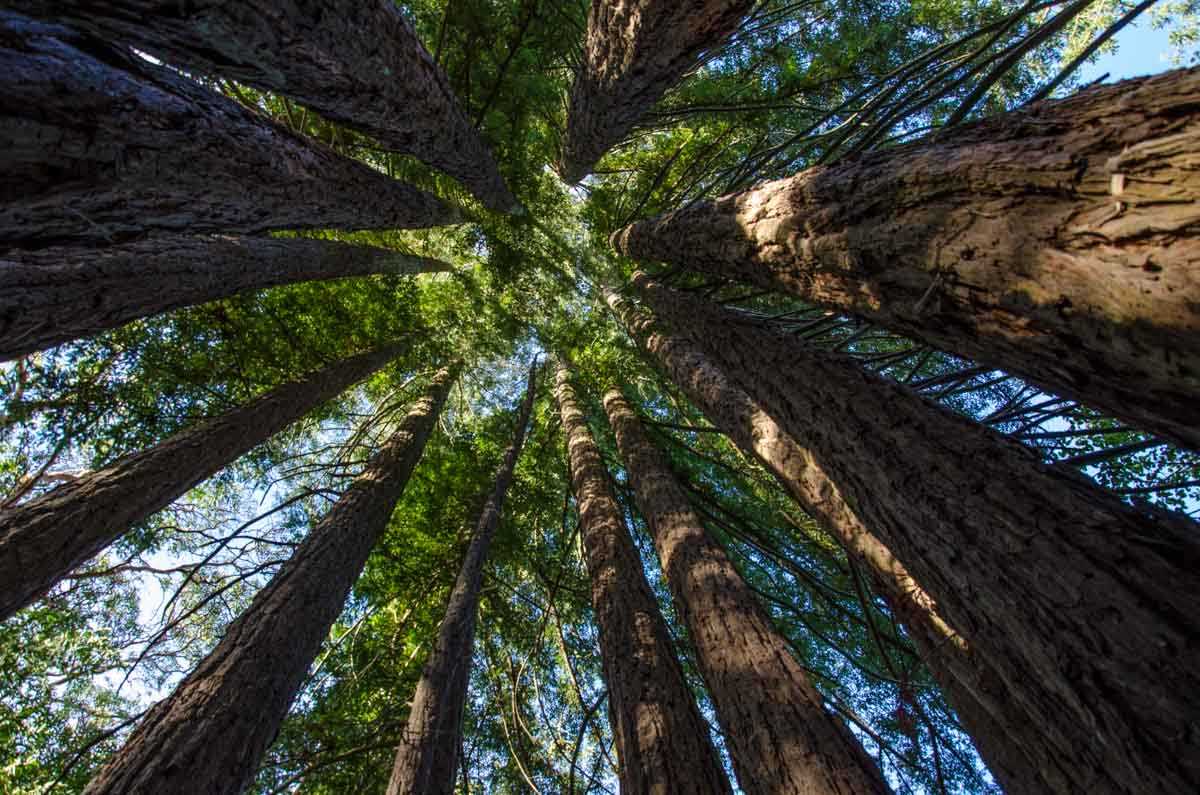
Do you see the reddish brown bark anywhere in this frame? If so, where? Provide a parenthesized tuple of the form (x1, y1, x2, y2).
(0, 14, 458, 249)
(554, 359, 731, 795)
(0, 344, 406, 622)
(613, 68, 1200, 451)
(83, 367, 457, 795)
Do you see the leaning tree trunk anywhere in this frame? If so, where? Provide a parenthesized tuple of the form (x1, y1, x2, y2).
(613, 68, 1200, 451)
(603, 386, 892, 795)
(0, 235, 449, 361)
(388, 361, 539, 795)
(0, 344, 408, 622)
(554, 360, 731, 795)
(0, 13, 458, 249)
(605, 286, 1061, 794)
(83, 366, 457, 795)
(13, 1, 516, 212)
(558, 0, 754, 183)
(635, 273, 1200, 794)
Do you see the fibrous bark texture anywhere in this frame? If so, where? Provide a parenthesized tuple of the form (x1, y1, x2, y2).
(13, 1, 516, 211)
(559, 0, 754, 183)
(83, 367, 456, 795)
(635, 273, 1200, 794)
(603, 387, 891, 795)
(613, 68, 1200, 451)
(388, 361, 539, 795)
(0, 13, 458, 248)
(0, 235, 449, 361)
(0, 345, 406, 622)
(554, 360, 731, 795)
(605, 286, 1060, 794)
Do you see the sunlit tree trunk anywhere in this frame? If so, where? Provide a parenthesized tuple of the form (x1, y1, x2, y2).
(83, 366, 457, 795)
(0, 344, 408, 622)
(603, 386, 892, 794)
(12, 1, 516, 211)
(558, 0, 754, 183)
(613, 68, 1200, 451)
(554, 359, 731, 795)
(0, 14, 458, 249)
(0, 235, 450, 361)
(633, 273, 1200, 794)
(388, 362, 539, 795)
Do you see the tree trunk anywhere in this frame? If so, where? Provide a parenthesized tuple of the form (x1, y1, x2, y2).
(613, 68, 1200, 451)
(12, 1, 516, 212)
(634, 273, 1200, 794)
(559, 0, 754, 183)
(388, 361, 539, 795)
(0, 344, 407, 622)
(554, 359, 731, 795)
(82, 366, 456, 795)
(0, 14, 459, 249)
(603, 386, 892, 794)
(605, 286, 1062, 794)
(0, 235, 449, 361)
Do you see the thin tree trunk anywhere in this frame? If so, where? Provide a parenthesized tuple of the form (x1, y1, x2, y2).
(603, 386, 892, 794)
(554, 359, 731, 795)
(613, 68, 1200, 451)
(0, 14, 458, 249)
(0, 235, 450, 361)
(12, 1, 516, 211)
(634, 273, 1200, 794)
(388, 361, 539, 795)
(605, 286, 1061, 794)
(559, 0, 754, 182)
(0, 344, 408, 622)
(83, 366, 457, 795)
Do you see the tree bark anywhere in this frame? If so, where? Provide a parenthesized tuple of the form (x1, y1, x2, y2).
(634, 273, 1200, 794)
(613, 68, 1200, 451)
(83, 366, 456, 795)
(0, 344, 407, 622)
(559, 0, 754, 183)
(604, 286, 1062, 794)
(0, 235, 450, 361)
(0, 13, 459, 249)
(388, 361, 539, 795)
(12, 1, 516, 212)
(603, 386, 892, 794)
(554, 359, 731, 795)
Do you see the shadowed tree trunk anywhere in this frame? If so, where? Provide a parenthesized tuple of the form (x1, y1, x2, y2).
(388, 361, 539, 795)
(558, 0, 754, 183)
(634, 273, 1200, 794)
(554, 359, 731, 795)
(83, 366, 457, 795)
(12, 1, 516, 211)
(603, 386, 892, 794)
(605, 285, 1061, 794)
(613, 68, 1200, 451)
(0, 344, 409, 622)
(0, 13, 459, 249)
(0, 235, 450, 361)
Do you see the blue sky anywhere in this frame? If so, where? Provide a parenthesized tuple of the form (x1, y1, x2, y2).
(1077, 14, 1178, 82)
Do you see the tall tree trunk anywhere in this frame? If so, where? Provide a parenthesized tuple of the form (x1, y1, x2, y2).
(603, 386, 892, 794)
(554, 359, 731, 795)
(388, 361, 539, 795)
(0, 344, 407, 622)
(0, 14, 458, 249)
(83, 366, 457, 795)
(634, 273, 1200, 794)
(605, 286, 1062, 794)
(559, 0, 754, 183)
(0, 235, 449, 361)
(613, 68, 1200, 451)
(13, 1, 516, 212)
